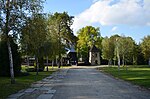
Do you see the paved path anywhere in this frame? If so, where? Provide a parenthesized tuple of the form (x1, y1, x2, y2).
(52, 67, 150, 99)
(8, 67, 150, 99)
(7, 69, 68, 99)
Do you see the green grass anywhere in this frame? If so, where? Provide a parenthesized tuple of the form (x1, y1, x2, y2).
(99, 65, 150, 89)
(0, 66, 57, 99)
(22, 65, 71, 71)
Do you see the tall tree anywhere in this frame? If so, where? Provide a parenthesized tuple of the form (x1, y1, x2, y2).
(21, 13, 47, 74)
(132, 43, 138, 65)
(114, 36, 135, 70)
(101, 37, 114, 65)
(0, 0, 45, 83)
(120, 37, 135, 65)
(77, 26, 101, 61)
(43, 27, 60, 70)
(136, 44, 147, 65)
(115, 37, 121, 71)
(140, 35, 150, 66)
(47, 12, 75, 68)
(110, 35, 120, 65)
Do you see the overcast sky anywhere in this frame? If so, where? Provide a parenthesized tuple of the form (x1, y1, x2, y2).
(44, 0, 150, 43)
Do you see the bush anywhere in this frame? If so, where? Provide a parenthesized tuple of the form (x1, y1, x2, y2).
(0, 38, 21, 76)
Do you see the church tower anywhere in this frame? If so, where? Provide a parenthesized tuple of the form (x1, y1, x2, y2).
(89, 45, 100, 65)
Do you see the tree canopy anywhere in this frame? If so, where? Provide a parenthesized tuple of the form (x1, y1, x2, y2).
(47, 12, 76, 67)
(102, 37, 114, 65)
(77, 26, 102, 61)
(0, 0, 45, 83)
(140, 35, 150, 65)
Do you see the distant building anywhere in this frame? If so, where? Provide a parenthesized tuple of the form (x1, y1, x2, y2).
(89, 45, 100, 65)
(67, 45, 78, 65)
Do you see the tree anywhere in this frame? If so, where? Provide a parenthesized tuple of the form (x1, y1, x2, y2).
(115, 37, 121, 71)
(132, 43, 138, 65)
(47, 12, 75, 68)
(110, 35, 120, 66)
(101, 37, 114, 65)
(0, 0, 45, 84)
(113, 35, 135, 71)
(118, 36, 134, 66)
(0, 36, 21, 76)
(140, 35, 150, 66)
(21, 13, 47, 74)
(42, 30, 59, 71)
(77, 26, 101, 62)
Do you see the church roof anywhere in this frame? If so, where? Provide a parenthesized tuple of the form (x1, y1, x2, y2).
(67, 46, 76, 54)
(89, 45, 99, 52)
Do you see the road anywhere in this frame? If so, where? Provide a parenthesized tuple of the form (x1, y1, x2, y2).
(52, 67, 150, 99)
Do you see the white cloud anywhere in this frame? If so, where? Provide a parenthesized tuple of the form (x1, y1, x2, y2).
(92, 0, 99, 3)
(72, 0, 150, 32)
(111, 26, 118, 32)
(147, 22, 150, 26)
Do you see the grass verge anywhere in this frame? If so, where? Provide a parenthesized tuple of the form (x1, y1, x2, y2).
(99, 65, 150, 89)
(0, 66, 57, 99)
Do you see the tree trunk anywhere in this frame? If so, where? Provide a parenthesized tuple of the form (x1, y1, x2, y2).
(116, 41, 120, 72)
(110, 59, 112, 65)
(132, 56, 134, 65)
(7, 40, 15, 84)
(27, 56, 29, 69)
(61, 57, 63, 67)
(122, 55, 125, 66)
(46, 56, 48, 71)
(108, 59, 112, 66)
(6, 0, 15, 84)
(58, 54, 61, 68)
(149, 58, 150, 66)
(133, 56, 137, 65)
(125, 61, 127, 71)
(36, 57, 39, 76)
(114, 60, 116, 66)
(52, 59, 54, 70)
(118, 57, 120, 71)
(56, 57, 57, 65)
(58, 24, 61, 68)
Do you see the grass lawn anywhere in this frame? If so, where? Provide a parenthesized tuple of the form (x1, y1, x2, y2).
(99, 65, 150, 89)
(0, 66, 58, 99)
